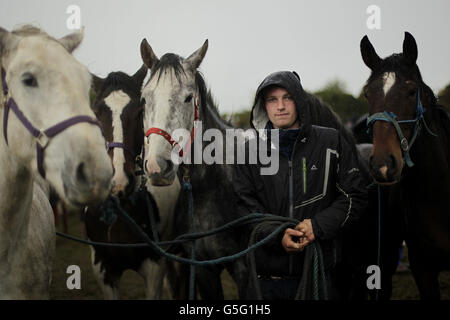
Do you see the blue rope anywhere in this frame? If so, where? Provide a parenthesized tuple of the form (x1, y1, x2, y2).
(182, 181, 196, 300)
(57, 212, 282, 248)
(376, 184, 381, 301)
(60, 194, 328, 299)
(82, 195, 293, 266)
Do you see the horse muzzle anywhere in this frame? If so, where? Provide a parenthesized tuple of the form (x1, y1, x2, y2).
(145, 156, 176, 186)
(369, 153, 402, 185)
(62, 160, 113, 207)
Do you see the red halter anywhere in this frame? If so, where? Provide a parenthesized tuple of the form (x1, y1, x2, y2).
(145, 94, 199, 157)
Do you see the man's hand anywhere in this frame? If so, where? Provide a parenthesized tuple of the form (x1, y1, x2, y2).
(295, 219, 315, 250)
(281, 219, 316, 253)
(281, 228, 304, 253)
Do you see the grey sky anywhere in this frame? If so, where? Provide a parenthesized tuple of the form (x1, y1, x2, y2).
(1, 0, 449, 114)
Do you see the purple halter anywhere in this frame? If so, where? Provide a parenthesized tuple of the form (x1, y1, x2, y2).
(106, 142, 135, 157)
(2, 68, 101, 178)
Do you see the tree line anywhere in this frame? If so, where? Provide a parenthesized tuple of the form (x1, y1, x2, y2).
(225, 80, 450, 129)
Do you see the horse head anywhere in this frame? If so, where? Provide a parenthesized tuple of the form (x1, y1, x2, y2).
(91, 65, 147, 198)
(0, 26, 112, 206)
(360, 32, 434, 185)
(140, 38, 208, 186)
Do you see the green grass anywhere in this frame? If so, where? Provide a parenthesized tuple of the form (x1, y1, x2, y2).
(50, 212, 450, 300)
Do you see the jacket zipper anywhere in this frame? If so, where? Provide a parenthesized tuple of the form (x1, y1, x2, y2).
(288, 159, 294, 275)
(288, 160, 294, 219)
(302, 157, 307, 195)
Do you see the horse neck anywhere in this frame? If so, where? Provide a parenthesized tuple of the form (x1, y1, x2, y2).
(199, 96, 229, 133)
(0, 104, 34, 260)
(187, 90, 234, 186)
(404, 106, 449, 188)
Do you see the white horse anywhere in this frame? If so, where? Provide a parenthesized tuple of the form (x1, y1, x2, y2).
(0, 26, 112, 299)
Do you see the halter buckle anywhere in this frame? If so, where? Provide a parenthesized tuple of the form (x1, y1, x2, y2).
(36, 131, 50, 148)
(400, 137, 409, 151)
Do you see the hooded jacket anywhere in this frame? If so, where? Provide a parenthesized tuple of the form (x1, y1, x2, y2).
(233, 71, 367, 277)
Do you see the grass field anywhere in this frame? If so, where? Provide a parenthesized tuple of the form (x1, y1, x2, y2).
(50, 211, 450, 300)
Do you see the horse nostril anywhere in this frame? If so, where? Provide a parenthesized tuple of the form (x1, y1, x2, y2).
(76, 162, 88, 184)
(388, 153, 397, 171)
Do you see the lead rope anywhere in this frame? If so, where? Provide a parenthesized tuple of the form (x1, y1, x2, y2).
(181, 166, 196, 300)
(248, 220, 328, 300)
(376, 184, 382, 301)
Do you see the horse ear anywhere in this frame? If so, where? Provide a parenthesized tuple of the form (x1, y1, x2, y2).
(90, 73, 105, 94)
(185, 39, 208, 70)
(0, 27, 19, 57)
(360, 35, 382, 70)
(132, 64, 148, 87)
(402, 32, 418, 67)
(0, 27, 9, 56)
(140, 39, 159, 69)
(58, 27, 84, 53)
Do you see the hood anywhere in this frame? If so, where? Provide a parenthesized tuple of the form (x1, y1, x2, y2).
(250, 71, 309, 130)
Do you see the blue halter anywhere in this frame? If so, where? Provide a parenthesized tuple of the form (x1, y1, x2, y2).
(366, 90, 437, 167)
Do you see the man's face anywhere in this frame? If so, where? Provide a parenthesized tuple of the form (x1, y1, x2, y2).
(264, 86, 299, 129)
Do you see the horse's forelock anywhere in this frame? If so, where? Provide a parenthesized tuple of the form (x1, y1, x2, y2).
(367, 53, 437, 108)
(368, 54, 422, 84)
(11, 25, 50, 38)
(149, 53, 186, 86)
(104, 72, 141, 97)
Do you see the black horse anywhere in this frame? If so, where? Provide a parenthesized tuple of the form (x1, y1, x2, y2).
(84, 66, 170, 299)
(360, 32, 450, 299)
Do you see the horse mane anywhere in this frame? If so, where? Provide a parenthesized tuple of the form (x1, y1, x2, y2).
(368, 53, 437, 108)
(105, 72, 141, 96)
(11, 25, 58, 44)
(149, 53, 186, 85)
(195, 71, 233, 131)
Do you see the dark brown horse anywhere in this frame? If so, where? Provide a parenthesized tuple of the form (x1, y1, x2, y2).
(360, 32, 450, 299)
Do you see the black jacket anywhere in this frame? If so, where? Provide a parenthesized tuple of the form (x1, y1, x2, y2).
(233, 71, 367, 277)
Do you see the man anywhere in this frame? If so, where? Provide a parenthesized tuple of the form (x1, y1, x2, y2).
(233, 71, 367, 300)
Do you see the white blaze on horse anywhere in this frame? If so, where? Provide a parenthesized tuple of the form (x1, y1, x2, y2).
(0, 26, 112, 299)
(86, 67, 180, 300)
(139, 39, 252, 299)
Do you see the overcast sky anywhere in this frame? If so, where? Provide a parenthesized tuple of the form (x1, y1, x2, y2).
(1, 0, 449, 114)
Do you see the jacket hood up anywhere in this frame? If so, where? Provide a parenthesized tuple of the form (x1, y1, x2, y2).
(250, 71, 310, 130)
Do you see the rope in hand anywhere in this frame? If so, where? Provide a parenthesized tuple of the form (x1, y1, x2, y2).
(57, 198, 295, 266)
(247, 219, 329, 300)
(57, 191, 328, 300)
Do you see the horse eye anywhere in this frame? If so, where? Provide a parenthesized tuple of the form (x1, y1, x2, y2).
(22, 72, 38, 87)
(184, 94, 193, 103)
